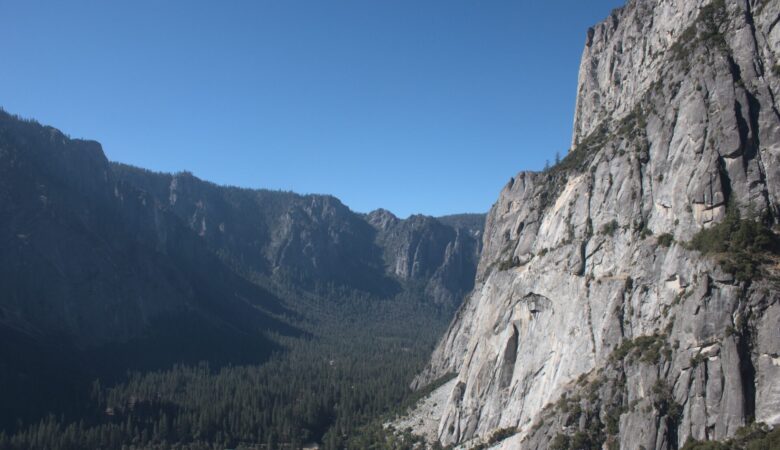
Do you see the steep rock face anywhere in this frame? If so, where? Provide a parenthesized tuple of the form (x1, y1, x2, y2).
(367, 209, 483, 306)
(0, 112, 302, 427)
(412, 0, 780, 448)
(113, 166, 386, 292)
(0, 113, 290, 349)
(573, 0, 709, 145)
(0, 111, 483, 430)
(115, 166, 484, 307)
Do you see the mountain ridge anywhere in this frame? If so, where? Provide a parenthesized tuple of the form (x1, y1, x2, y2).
(112, 161, 484, 308)
(0, 107, 484, 439)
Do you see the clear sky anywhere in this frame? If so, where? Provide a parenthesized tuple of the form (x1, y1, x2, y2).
(0, 0, 626, 218)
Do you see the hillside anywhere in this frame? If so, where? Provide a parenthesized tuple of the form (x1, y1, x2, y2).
(0, 109, 483, 448)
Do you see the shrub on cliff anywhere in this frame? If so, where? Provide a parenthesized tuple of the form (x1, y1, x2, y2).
(688, 205, 779, 281)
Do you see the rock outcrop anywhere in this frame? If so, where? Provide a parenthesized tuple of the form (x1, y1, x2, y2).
(367, 209, 483, 307)
(410, 0, 780, 448)
(114, 165, 484, 309)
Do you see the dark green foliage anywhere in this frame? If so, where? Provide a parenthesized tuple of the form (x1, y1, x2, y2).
(695, 0, 728, 47)
(524, 366, 631, 450)
(688, 206, 779, 282)
(681, 422, 780, 450)
(469, 427, 519, 450)
(550, 433, 571, 450)
(0, 289, 452, 450)
(652, 379, 682, 423)
(605, 405, 622, 435)
(487, 427, 518, 444)
(542, 387, 614, 449)
(498, 257, 521, 271)
(552, 123, 609, 174)
(682, 440, 730, 450)
(616, 106, 648, 139)
(610, 334, 671, 365)
(539, 90, 648, 181)
(600, 220, 619, 237)
(570, 431, 599, 449)
(669, 0, 728, 63)
(610, 339, 636, 363)
(688, 207, 776, 254)
(546, 423, 604, 450)
(606, 436, 621, 450)
(690, 353, 707, 369)
(339, 422, 427, 450)
(657, 233, 675, 247)
(639, 224, 653, 239)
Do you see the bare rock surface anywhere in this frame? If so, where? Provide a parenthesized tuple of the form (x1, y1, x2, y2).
(388, 378, 459, 445)
(410, 0, 780, 448)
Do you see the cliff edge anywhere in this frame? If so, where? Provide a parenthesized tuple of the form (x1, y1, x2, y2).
(407, 0, 780, 448)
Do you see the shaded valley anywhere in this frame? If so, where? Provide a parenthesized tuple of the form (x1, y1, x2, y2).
(0, 109, 483, 449)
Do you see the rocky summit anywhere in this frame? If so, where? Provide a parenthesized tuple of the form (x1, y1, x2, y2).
(404, 0, 780, 448)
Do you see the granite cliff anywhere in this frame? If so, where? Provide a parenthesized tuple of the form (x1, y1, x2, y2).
(407, 0, 780, 448)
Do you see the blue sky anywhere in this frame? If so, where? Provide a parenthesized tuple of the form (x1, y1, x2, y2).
(0, 0, 625, 217)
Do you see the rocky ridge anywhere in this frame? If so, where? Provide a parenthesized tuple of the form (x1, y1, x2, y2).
(0, 113, 291, 350)
(408, 0, 780, 448)
(114, 165, 484, 308)
(0, 110, 483, 351)
(0, 109, 483, 430)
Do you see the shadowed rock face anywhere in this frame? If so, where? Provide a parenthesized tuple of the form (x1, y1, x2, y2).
(0, 113, 292, 351)
(367, 209, 483, 307)
(113, 166, 484, 309)
(0, 112, 302, 427)
(0, 109, 484, 429)
(113, 165, 394, 295)
(0, 110, 484, 351)
(411, 0, 780, 448)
